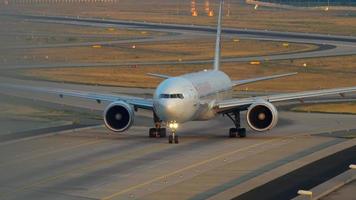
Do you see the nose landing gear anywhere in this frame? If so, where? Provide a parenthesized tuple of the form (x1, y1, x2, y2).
(226, 111, 246, 138)
(168, 132, 179, 144)
(168, 122, 179, 144)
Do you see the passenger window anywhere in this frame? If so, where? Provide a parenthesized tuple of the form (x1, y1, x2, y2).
(159, 94, 184, 99)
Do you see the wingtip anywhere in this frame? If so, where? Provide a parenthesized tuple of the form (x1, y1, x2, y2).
(286, 72, 298, 76)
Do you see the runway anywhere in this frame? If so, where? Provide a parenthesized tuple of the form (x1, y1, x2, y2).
(0, 75, 355, 200)
(0, 13, 355, 200)
(0, 106, 355, 200)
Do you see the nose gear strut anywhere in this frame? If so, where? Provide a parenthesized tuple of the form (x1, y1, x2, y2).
(168, 121, 179, 144)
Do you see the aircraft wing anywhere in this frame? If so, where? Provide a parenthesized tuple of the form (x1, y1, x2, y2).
(0, 84, 153, 110)
(231, 72, 297, 87)
(216, 86, 356, 113)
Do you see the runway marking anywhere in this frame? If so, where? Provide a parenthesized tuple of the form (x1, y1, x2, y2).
(0, 139, 103, 168)
(100, 137, 285, 200)
(190, 138, 345, 200)
(2, 141, 173, 200)
(0, 125, 103, 147)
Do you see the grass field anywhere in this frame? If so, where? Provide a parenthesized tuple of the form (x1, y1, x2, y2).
(20, 55, 356, 92)
(292, 102, 356, 115)
(12, 39, 315, 64)
(0, 16, 164, 47)
(3, 0, 356, 35)
(0, 102, 68, 121)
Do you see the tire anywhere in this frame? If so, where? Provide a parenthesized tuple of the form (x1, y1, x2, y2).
(238, 128, 246, 138)
(168, 135, 173, 144)
(149, 128, 156, 138)
(229, 128, 237, 138)
(174, 135, 179, 144)
(159, 128, 167, 138)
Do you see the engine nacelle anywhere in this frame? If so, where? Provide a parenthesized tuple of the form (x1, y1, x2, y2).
(103, 101, 134, 132)
(246, 100, 278, 132)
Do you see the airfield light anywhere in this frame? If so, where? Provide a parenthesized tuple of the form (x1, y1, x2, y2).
(297, 190, 312, 200)
(254, 4, 258, 10)
(350, 164, 356, 169)
(204, 0, 210, 13)
(132, 45, 136, 49)
(250, 61, 261, 65)
(326, 0, 330, 11)
(191, 0, 197, 16)
(283, 43, 289, 47)
(303, 63, 307, 67)
(208, 10, 214, 17)
(233, 38, 240, 42)
(92, 45, 102, 49)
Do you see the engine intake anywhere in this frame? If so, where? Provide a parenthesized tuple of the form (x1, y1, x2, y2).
(104, 101, 134, 132)
(246, 101, 278, 132)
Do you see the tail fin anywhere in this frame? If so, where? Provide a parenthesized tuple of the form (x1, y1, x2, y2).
(213, 0, 224, 71)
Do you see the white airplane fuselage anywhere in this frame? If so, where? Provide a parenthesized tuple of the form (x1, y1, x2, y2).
(153, 70, 232, 123)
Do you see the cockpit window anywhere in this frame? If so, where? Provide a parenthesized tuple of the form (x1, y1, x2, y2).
(159, 94, 170, 98)
(159, 93, 184, 99)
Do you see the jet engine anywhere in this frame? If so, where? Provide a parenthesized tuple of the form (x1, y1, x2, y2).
(246, 100, 278, 132)
(104, 101, 134, 132)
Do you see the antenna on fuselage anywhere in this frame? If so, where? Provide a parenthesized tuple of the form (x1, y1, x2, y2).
(213, 0, 224, 71)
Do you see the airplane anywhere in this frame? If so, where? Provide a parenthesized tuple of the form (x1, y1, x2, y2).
(3, 0, 356, 144)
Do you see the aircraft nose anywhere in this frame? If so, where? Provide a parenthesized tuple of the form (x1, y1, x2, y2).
(158, 100, 177, 120)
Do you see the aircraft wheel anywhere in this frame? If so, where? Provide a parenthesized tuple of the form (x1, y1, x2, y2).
(168, 135, 173, 144)
(174, 135, 179, 144)
(149, 128, 157, 138)
(159, 128, 167, 138)
(238, 128, 246, 138)
(229, 128, 237, 138)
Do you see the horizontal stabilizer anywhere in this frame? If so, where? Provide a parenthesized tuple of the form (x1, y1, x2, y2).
(147, 73, 171, 79)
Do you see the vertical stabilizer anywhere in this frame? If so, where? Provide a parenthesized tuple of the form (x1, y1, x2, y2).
(213, 0, 224, 71)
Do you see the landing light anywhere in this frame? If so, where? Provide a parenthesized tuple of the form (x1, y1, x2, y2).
(169, 122, 179, 129)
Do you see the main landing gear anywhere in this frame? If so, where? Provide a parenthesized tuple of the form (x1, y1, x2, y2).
(226, 111, 246, 138)
(149, 113, 166, 138)
(149, 127, 166, 138)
